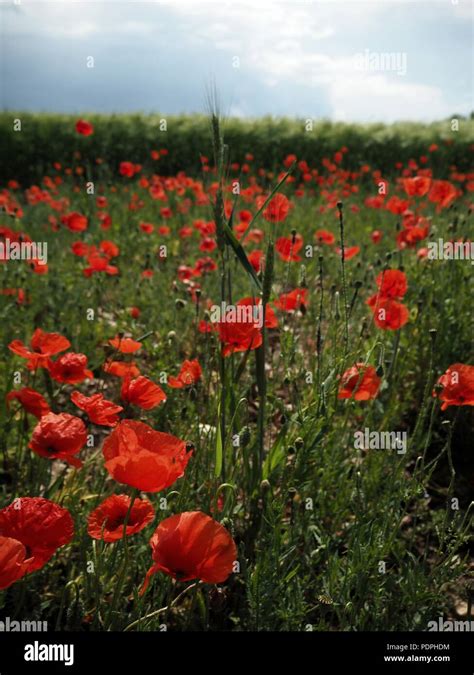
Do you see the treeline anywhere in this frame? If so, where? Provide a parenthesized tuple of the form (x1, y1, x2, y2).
(1, 112, 473, 184)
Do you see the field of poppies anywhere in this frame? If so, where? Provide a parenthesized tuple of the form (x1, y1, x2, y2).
(0, 113, 473, 633)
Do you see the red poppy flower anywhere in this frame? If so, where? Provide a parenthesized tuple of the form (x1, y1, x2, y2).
(102, 420, 191, 492)
(194, 257, 217, 276)
(141, 511, 237, 594)
(248, 249, 264, 273)
(75, 119, 94, 136)
(48, 352, 93, 384)
(315, 229, 335, 245)
(0, 536, 31, 590)
(119, 161, 136, 178)
(428, 180, 457, 210)
(403, 176, 431, 197)
(218, 317, 262, 357)
(83, 253, 119, 277)
(433, 363, 474, 411)
(371, 230, 382, 244)
(9, 329, 70, 370)
(338, 363, 381, 401)
(237, 297, 278, 328)
(336, 246, 360, 260)
(385, 196, 409, 215)
(121, 375, 166, 410)
(273, 288, 308, 312)
(6, 387, 50, 419)
(199, 237, 217, 252)
(100, 240, 119, 258)
(367, 296, 410, 330)
(167, 360, 202, 389)
(276, 234, 303, 262)
(140, 222, 154, 234)
(71, 391, 123, 427)
(259, 193, 291, 223)
(198, 320, 213, 334)
(0, 497, 74, 574)
(375, 269, 408, 299)
(71, 241, 90, 257)
(87, 494, 154, 542)
(63, 212, 88, 232)
(29, 412, 87, 468)
(103, 360, 140, 378)
(109, 335, 142, 354)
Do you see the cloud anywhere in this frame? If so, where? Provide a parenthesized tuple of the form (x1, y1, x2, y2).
(3, 0, 472, 121)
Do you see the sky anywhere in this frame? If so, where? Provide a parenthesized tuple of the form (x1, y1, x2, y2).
(1, 0, 473, 122)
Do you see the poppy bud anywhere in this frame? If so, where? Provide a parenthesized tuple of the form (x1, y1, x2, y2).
(208, 587, 227, 612)
(189, 387, 197, 401)
(239, 426, 251, 448)
(334, 291, 341, 320)
(429, 328, 437, 342)
(260, 479, 271, 492)
(376, 365, 384, 377)
(299, 265, 307, 288)
(175, 299, 186, 309)
(167, 331, 176, 341)
(287, 445, 296, 456)
(295, 437, 304, 450)
(336, 201, 343, 210)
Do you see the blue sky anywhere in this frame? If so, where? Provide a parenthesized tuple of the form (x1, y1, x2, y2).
(2, 0, 473, 122)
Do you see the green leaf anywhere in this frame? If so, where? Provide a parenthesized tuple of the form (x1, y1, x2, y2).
(215, 401, 223, 477)
(223, 222, 262, 290)
(262, 433, 286, 478)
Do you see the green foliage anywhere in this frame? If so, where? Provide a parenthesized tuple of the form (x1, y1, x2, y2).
(1, 112, 473, 184)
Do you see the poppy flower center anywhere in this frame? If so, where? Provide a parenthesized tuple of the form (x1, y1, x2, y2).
(105, 513, 138, 531)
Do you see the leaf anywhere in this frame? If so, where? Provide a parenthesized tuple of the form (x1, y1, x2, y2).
(215, 401, 223, 477)
(223, 222, 262, 290)
(262, 434, 286, 479)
